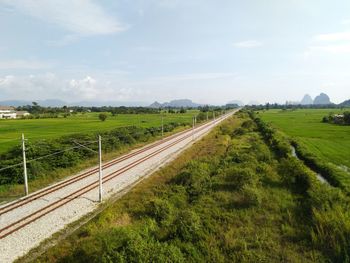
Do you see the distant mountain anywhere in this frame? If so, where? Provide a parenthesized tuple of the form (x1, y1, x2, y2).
(0, 100, 149, 107)
(313, 93, 332, 105)
(149, 99, 201, 108)
(227, 100, 244, 106)
(301, 94, 313, 105)
(0, 100, 35, 107)
(0, 99, 66, 107)
(339, 99, 350, 107)
(149, 101, 163, 108)
(70, 101, 149, 107)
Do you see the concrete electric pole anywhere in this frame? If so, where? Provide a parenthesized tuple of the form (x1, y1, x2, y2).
(192, 116, 195, 140)
(21, 134, 28, 196)
(161, 115, 164, 139)
(98, 135, 103, 202)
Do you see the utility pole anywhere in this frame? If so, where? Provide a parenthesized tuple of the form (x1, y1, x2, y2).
(98, 135, 103, 202)
(206, 111, 209, 121)
(21, 134, 28, 196)
(213, 111, 216, 121)
(194, 115, 197, 126)
(192, 116, 195, 140)
(161, 115, 164, 139)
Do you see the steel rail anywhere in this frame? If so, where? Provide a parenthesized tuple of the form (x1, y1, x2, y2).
(0, 115, 226, 239)
(0, 120, 212, 216)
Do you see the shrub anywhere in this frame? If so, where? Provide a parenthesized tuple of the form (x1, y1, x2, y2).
(239, 185, 263, 207)
(232, 127, 246, 136)
(278, 158, 312, 193)
(224, 167, 260, 191)
(98, 113, 108, 121)
(173, 161, 212, 201)
(146, 198, 175, 227)
(311, 205, 350, 262)
(241, 119, 256, 131)
(172, 210, 203, 242)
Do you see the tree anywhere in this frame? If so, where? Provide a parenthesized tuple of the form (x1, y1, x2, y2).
(99, 113, 108, 122)
(344, 111, 350, 125)
(111, 109, 118, 116)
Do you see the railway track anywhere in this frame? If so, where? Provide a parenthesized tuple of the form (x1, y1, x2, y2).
(0, 113, 231, 240)
(0, 122, 196, 217)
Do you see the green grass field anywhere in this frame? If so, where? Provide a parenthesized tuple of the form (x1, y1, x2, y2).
(0, 111, 199, 153)
(260, 108, 350, 168)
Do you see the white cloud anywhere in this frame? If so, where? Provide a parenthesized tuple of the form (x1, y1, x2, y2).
(308, 44, 350, 54)
(0, 59, 54, 70)
(0, 74, 143, 102)
(233, 40, 263, 48)
(307, 31, 350, 55)
(0, 0, 126, 36)
(341, 19, 350, 25)
(313, 32, 350, 42)
(67, 76, 98, 100)
(147, 72, 237, 82)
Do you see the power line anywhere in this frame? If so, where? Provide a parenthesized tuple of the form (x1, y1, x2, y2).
(0, 140, 97, 173)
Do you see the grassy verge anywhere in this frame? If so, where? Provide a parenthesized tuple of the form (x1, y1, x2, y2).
(25, 111, 350, 262)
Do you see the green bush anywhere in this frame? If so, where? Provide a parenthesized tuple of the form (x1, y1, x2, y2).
(310, 205, 350, 262)
(173, 161, 212, 201)
(146, 198, 175, 227)
(239, 185, 263, 207)
(278, 158, 313, 193)
(172, 210, 203, 242)
(224, 167, 259, 191)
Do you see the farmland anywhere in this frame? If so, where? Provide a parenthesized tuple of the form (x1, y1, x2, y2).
(260, 108, 350, 168)
(0, 111, 199, 154)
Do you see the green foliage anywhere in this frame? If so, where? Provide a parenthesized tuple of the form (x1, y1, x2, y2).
(239, 185, 263, 207)
(173, 161, 212, 201)
(277, 157, 313, 193)
(98, 113, 108, 122)
(322, 111, 350, 125)
(172, 209, 203, 242)
(252, 115, 291, 158)
(223, 167, 259, 191)
(146, 198, 174, 227)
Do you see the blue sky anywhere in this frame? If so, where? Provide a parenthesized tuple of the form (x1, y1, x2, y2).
(1, 0, 350, 105)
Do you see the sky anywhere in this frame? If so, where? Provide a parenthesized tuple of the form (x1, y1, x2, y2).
(1, 0, 350, 105)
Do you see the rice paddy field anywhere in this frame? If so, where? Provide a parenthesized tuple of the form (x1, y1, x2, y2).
(0, 111, 199, 154)
(260, 108, 350, 168)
